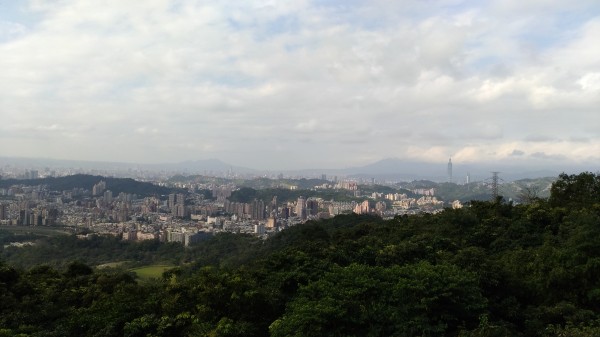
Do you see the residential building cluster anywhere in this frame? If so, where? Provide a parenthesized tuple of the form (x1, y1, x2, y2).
(0, 174, 461, 246)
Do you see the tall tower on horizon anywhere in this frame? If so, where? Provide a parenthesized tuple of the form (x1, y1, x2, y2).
(491, 172, 500, 199)
(447, 158, 453, 183)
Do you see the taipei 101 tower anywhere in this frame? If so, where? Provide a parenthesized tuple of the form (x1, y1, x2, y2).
(447, 158, 453, 183)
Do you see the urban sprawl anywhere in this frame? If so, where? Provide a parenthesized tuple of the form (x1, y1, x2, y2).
(0, 167, 463, 247)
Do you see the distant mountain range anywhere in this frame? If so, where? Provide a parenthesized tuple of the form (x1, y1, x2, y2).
(0, 157, 257, 175)
(341, 158, 568, 182)
(144, 159, 258, 174)
(1, 156, 596, 182)
(282, 158, 585, 182)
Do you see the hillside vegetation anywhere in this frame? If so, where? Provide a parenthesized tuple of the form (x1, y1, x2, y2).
(1, 172, 600, 336)
(0, 174, 180, 197)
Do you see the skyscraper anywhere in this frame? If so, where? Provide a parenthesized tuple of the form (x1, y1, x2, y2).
(251, 199, 265, 220)
(93, 180, 106, 196)
(447, 158, 453, 183)
(0, 203, 7, 220)
(104, 190, 113, 204)
(296, 196, 306, 220)
(168, 194, 176, 209)
(306, 199, 319, 216)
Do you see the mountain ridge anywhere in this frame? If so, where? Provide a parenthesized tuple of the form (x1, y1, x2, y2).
(1, 156, 594, 182)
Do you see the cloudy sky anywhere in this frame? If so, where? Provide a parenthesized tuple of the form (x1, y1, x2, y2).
(1, 0, 599, 170)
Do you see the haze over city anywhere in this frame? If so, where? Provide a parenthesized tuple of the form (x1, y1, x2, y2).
(1, 0, 599, 171)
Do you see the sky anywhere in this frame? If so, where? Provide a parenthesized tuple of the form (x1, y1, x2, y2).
(0, 0, 599, 170)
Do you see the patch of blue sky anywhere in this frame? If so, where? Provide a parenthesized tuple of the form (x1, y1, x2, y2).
(517, 31, 565, 51)
(0, 1, 25, 21)
(513, 12, 597, 51)
(439, 0, 480, 12)
(0, 2, 32, 42)
(227, 17, 249, 31)
(466, 54, 509, 72)
(304, 0, 379, 30)
(247, 14, 301, 42)
(0, 1, 43, 30)
(264, 15, 300, 35)
(0, 23, 24, 43)
(547, 11, 600, 38)
(167, 0, 185, 14)
(461, 37, 517, 72)
(228, 13, 302, 42)
(309, 0, 363, 9)
(304, 4, 434, 33)
(311, 0, 481, 24)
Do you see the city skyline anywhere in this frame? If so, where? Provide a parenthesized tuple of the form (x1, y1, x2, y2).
(1, 1, 600, 170)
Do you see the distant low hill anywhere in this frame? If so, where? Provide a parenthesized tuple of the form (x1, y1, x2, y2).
(344, 158, 568, 182)
(149, 158, 257, 174)
(0, 156, 256, 175)
(280, 157, 574, 182)
(412, 176, 556, 203)
(0, 174, 180, 197)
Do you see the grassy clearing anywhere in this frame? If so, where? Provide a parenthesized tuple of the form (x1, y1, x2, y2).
(96, 261, 130, 269)
(129, 264, 175, 280)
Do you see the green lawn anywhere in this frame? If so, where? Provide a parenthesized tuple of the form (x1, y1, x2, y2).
(129, 264, 175, 280)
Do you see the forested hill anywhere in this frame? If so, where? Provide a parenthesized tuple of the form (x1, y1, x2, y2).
(0, 174, 179, 196)
(1, 172, 600, 336)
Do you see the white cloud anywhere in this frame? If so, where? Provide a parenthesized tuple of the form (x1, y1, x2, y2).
(578, 73, 600, 92)
(0, 0, 598, 169)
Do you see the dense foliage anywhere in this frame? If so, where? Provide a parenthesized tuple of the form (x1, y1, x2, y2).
(1, 235, 186, 269)
(0, 174, 182, 197)
(1, 172, 600, 336)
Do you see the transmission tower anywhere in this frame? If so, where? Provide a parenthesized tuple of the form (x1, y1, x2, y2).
(491, 172, 500, 199)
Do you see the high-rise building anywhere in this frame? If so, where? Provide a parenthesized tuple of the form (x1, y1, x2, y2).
(169, 193, 186, 217)
(251, 199, 265, 220)
(177, 193, 185, 206)
(353, 200, 371, 214)
(93, 180, 106, 196)
(447, 158, 453, 183)
(104, 190, 113, 204)
(0, 203, 7, 220)
(269, 196, 278, 217)
(281, 207, 290, 219)
(266, 217, 277, 229)
(168, 194, 176, 209)
(27, 170, 38, 180)
(175, 203, 186, 218)
(254, 224, 265, 235)
(306, 199, 319, 216)
(19, 210, 31, 225)
(296, 196, 306, 220)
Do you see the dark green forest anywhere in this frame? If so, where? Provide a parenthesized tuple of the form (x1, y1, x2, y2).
(0, 174, 182, 197)
(1, 172, 600, 336)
